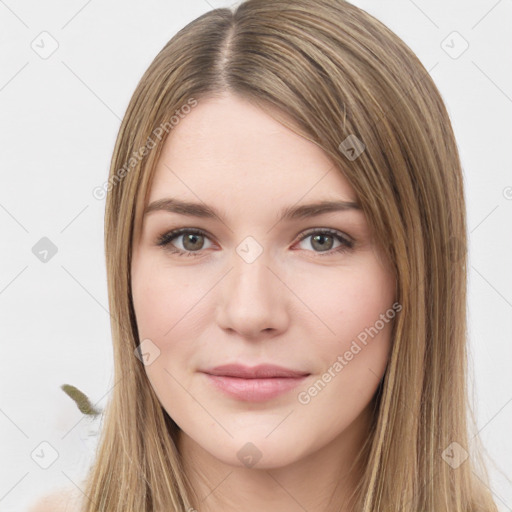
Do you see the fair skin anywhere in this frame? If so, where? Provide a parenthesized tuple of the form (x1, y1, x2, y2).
(28, 486, 82, 512)
(130, 93, 397, 511)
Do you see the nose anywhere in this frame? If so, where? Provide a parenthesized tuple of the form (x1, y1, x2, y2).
(215, 250, 290, 340)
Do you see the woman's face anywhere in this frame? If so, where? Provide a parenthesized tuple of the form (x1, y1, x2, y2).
(131, 93, 397, 469)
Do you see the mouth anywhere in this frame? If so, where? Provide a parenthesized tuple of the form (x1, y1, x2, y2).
(200, 364, 311, 402)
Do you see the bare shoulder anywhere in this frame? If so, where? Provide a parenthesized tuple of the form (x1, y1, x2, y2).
(27, 487, 83, 512)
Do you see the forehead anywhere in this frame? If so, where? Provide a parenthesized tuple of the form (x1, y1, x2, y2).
(147, 94, 357, 213)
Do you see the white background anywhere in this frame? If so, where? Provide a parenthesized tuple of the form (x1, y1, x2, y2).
(0, 0, 510, 510)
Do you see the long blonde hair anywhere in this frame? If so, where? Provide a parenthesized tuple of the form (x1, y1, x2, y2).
(81, 0, 499, 510)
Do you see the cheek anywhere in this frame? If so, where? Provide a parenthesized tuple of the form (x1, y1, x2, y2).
(131, 255, 211, 385)
(131, 255, 196, 338)
(131, 257, 202, 421)
(295, 256, 395, 344)
(296, 265, 395, 425)
(296, 253, 395, 399)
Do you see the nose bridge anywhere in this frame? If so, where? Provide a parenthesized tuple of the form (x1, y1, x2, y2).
(233, 250, 271, 294)
(228, 243, 276, 308)
(216, 239, 287, 336)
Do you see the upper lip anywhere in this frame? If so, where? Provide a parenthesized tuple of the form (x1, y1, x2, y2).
(201, 364, 310, 379)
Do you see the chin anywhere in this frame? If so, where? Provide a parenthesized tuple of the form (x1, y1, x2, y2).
(202, 434, 310, 470)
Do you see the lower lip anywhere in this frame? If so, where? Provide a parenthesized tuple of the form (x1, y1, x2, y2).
(202, 373, 309, 402)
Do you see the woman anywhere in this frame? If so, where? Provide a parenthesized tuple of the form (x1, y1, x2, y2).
(32, 0, 499, 510)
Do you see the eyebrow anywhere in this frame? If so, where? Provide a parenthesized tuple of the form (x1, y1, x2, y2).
(143, 197, 361, 222)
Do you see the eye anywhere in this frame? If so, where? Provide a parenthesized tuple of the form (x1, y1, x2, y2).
(156, 227, 354, 258)
(156, 228, 213, 257)
(294, 228, 354, 256)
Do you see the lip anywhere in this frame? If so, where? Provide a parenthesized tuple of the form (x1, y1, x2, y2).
(203, 363, 310, 379)
(200, 364, 310, 402)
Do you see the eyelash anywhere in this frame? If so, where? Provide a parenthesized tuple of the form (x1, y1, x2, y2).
(156, 227, 354, 258)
